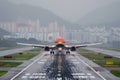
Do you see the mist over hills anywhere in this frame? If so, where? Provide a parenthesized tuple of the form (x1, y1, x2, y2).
(0, 0, 72, 27)
(0, 28, 10, 38)
(77, 2, 120, 26)
(0, 28, 16, 47)
(0, 28, 42, 47)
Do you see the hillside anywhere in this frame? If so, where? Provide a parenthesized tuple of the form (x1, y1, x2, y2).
(0, 28, 10, 38)
(0, 0, 72, 26)
(77, 2, 120, 26)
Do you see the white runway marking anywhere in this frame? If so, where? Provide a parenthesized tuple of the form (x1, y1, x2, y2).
(72, 73, 95, 79)
(21, 72, 46, 79)
(21, 76, 27, 79)
(76, 56, 106, 80)
(10, 54, 44, 80)
(25, 73, 31, 76)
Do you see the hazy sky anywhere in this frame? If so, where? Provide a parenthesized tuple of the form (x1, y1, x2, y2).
(11, 0, 120, 22)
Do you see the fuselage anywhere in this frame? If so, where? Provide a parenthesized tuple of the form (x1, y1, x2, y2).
(55, 37, 66, 51)
(49, 37, 74, 54)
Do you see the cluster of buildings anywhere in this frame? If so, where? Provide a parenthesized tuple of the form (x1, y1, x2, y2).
(0, 19, 63, 41)
(107, 27, 120, 42)
(0, 19, 120, 43)
(81, 26, 120, 43)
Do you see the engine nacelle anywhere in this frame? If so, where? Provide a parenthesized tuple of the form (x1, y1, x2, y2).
(44, 46, 50, 51)
(70, 46, 76, 51)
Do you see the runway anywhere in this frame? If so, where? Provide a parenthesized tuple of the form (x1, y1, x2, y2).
(10, 51, 106, 80)
(84, 47, 120, 58)
(0, 47, 34, 57)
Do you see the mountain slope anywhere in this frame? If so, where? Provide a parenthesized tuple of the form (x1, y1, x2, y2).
(0, 28, 10, 38)
(77, 2, 120, 26)
(0, 0, 72, 26)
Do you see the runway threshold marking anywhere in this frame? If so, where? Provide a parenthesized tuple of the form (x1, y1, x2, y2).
(22, 73, 46, 79)
(76, 56, 106, 80)
(10, 53, 45, 80)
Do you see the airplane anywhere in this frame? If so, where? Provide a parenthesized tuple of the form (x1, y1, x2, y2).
(17, 37, 101, 54)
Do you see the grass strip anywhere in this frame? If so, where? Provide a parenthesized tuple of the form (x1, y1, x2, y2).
(0, 71, 8, 76)
(111, 70, 120, 77)
(0, 62, 23, 67)
(0, 48, 41, 60)
(78, 48, 120, 77)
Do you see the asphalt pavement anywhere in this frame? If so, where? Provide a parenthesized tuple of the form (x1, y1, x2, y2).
(84, 47, 120, 58)
(0, 47, 34, 57)
(9, 51, 108, 80)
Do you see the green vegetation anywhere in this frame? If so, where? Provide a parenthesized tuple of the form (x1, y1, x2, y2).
(78, 48, 120, 77)
(0, 71, 8, 76)
(0, 62, 23, 67)
(0, 48, 41, 60)
(29, 48, 41, 52)
(111, 70, 120, 77)
(0, 48, 41, 76)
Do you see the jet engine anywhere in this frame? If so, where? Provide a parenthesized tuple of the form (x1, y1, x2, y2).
(44, 46, 50, 51)
(70, 46, 76, 51)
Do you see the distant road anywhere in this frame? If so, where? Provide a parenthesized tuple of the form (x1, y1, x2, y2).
(0, 47, 34, 57)
(84, 47, 120, 58)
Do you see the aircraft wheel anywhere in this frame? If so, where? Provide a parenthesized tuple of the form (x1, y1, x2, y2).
(50, 51, 54, 54)
(66, 51, 70, 54)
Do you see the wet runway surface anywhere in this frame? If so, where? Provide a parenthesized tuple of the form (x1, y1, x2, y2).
(10, 51, 105, 80)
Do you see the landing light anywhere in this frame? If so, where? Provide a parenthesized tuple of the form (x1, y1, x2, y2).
(58, 48, 62, 51)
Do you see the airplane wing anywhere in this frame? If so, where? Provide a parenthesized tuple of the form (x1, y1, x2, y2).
(17, 42, 102, 52)
(74, 43, 102, 48)
(17, 42, 56, 51)
(65, 43, 102, 49)
(17, 43, 49, 48)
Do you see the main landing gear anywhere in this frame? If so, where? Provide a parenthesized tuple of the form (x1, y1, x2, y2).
(66, 50, 70, 54)
(50, 50, 54, 54)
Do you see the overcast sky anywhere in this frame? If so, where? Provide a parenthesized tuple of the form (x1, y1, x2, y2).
(11, 0, 120, 22)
